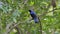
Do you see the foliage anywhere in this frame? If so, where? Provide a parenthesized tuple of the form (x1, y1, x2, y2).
(0, 0, 60, 34)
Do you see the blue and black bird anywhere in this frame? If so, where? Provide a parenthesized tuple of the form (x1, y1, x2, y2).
(29, 10, 39, 23)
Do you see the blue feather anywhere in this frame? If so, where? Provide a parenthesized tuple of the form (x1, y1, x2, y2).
(29, 10, 39, 23)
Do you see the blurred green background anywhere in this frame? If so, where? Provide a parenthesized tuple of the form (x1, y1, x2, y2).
(0, 0, 60, 34)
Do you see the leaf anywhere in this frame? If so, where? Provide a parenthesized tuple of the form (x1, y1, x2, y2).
(30, 1, 34, 6)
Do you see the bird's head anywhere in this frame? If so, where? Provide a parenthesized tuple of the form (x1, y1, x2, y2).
(29, 10, 31, 12)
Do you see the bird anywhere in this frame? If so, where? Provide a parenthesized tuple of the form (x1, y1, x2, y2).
(29, 10, 39, 23)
